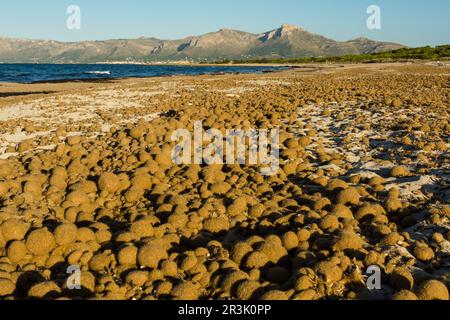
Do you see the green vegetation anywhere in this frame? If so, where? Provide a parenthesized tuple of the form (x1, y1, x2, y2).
(207, 45, 450, 64)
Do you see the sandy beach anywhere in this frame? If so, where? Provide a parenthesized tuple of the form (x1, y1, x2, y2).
(0, 62, 449, 300)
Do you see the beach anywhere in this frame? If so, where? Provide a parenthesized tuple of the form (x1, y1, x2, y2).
(0, 62, 449, 300)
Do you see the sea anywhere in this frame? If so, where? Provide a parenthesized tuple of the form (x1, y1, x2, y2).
(0, 64, 287, 84)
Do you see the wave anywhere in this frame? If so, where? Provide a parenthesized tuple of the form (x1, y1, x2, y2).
(85, 71, 111, 75)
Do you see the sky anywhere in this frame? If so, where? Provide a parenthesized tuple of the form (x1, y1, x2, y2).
(0, 0, 449, 47)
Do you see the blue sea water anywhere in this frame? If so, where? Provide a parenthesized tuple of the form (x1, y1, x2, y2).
(0, 64, 287, 84)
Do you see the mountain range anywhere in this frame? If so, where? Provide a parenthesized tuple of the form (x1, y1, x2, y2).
(0, 24, 405, 63)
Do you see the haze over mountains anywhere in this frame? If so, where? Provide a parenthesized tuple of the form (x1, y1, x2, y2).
(0, 24, 405, 63)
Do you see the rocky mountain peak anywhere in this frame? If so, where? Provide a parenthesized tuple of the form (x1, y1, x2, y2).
(258, 23, 307, 41)
(280, 23, 302, 31)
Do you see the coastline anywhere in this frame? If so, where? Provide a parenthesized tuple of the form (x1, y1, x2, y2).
(1, 61, 448, 107)
(0, 66, 294, 105)
(0, 63, 291, 86)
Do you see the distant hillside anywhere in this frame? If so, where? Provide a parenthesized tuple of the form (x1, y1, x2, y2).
(0, 24, 405, 63)
(212, 45, 450, 64)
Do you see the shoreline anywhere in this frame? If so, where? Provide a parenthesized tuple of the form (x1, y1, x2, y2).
(0, 66, 296, 104)
(0, 60, 447, 87)
(1, 61, 448, 106)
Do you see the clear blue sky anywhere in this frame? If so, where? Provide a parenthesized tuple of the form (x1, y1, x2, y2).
(0, 0, 448, 46)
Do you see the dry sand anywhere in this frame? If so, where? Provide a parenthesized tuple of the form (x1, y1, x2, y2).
(0, 62, 449, 300)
